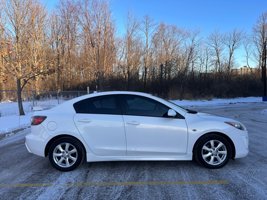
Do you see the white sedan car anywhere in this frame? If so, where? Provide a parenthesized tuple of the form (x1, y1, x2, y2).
(25, 91, 249, 171)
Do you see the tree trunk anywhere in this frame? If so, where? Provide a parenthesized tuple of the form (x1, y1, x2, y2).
(127, 66, 130, 90)
(16, 78, 25, 116)
(0, 82, 7, 101)
(143, 66, 147, 90)
(97, 71, 104, 91)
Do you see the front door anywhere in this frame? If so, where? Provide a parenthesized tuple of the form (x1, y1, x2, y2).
(120, 95, 188, 156)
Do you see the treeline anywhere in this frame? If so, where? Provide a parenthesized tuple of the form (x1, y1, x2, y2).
(0, 0, 266, 114)
(76, 71, 262, 99)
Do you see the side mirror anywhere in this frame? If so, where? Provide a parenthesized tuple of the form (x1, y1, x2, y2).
(167, 109, 177, 117)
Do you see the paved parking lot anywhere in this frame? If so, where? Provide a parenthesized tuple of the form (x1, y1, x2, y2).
(0, 103, 267, 200)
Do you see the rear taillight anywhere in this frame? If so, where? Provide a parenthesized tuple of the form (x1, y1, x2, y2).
(31, 116, 47, 125)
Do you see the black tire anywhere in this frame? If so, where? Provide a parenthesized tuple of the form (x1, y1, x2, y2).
(49, 137, 84, 171)
(193, 134, 232, 169)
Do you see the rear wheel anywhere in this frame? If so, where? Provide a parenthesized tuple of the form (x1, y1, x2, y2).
(194, 134, 232, 169)
(49, 137, 84, 171)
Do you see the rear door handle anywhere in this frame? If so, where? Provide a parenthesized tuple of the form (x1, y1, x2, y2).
(78, 119, 92, 123)
(126, 121, 140, 125)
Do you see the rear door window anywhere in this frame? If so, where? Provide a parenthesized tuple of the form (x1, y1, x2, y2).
(73, 95, 121, 115)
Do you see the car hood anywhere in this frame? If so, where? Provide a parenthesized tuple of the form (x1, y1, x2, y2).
(183, 111, 243, 131)
(191, 112, 236, 123)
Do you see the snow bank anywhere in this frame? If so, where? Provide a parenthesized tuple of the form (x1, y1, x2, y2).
(0, 99, 63, 117)
(0, 99, 62, 135)
(0, 102, 32, 117)
(0, 114, 31, 135)
(171, 97, 262, 107)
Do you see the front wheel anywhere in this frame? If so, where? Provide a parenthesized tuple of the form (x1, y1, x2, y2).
(194, 134, 232, 169)
(49, 137, 84, 171)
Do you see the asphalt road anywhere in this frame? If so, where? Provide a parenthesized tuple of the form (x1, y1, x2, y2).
(0, 103, 267, 200)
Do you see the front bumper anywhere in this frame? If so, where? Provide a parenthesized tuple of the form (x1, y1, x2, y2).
(234, 133, 249, 158)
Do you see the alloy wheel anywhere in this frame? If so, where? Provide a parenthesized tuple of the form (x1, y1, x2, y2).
(52, 142, 78, 168)
(201, 139, 227, 166)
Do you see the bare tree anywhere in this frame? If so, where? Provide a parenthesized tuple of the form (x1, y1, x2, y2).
(27, 2, 50, 93)
(49, 13, 65, 91)
(197, 43, 211, 74)
(152, 23, 186, 81)
(243, 35, 256, 70)
(253, 12, 267, 68)
(58, 0, 79, 89)
(204, 46, 212, 74)
(78, 0, 116, 90)
(119, 13, 141, 89)
(141, 15, 156, 90)
(184, 30, 201, 75)
(208, 31, 225, 72)
(223, 29, 242, 72)
(1, 0, 52, 115)
(0, 7, 7, 100)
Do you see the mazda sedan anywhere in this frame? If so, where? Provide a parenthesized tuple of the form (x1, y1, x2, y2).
(25, 91, 249, 171)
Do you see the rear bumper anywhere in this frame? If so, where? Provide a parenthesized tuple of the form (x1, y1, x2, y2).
(25, 133, 46, 157)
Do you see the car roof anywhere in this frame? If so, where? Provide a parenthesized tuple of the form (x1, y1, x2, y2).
(70, 91, 154, 103)
(52, 91, 153, 110)
(47, 91, 187, 116)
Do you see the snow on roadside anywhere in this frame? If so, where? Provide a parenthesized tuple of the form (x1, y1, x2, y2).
(172, 97, 263, 107)
(0, 101, 32, 116)
(261, 109, 267, 115)
(0, 114, 31, 135)
(0, 99, 63, 117)
(0, 99, 63, 135)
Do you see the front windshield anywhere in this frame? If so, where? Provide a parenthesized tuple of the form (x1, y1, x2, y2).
(167, 100, 188, 112)
(167, 100, 198, 114)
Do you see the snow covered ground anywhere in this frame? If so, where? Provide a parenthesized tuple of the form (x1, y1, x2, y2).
(0, 115, 31, 135)
(261, 109, 267, 115)
(0, 96, 266, 135)
(0, 99, 63, 135)
(171, 97, 262, 106)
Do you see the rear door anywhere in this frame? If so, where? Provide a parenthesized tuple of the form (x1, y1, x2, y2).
(73, 95, 126, 156)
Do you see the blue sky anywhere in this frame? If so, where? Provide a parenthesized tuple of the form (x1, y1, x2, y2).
(41, 0, 267, 66)
(42, 0, 267, 35)
(110, 0, 267, 36)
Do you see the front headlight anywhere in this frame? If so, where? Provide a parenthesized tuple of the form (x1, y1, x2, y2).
(225, 121, 245, 131)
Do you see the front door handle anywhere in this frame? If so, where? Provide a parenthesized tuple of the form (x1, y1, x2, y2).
(78, 119, 91, 123)
(126, 121, 140, 125)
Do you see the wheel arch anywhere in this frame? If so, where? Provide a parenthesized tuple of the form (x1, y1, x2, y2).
(45, 134, 86, 157)
(192, 132, 236, 159)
